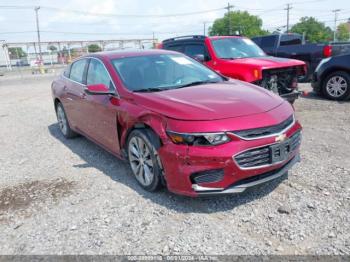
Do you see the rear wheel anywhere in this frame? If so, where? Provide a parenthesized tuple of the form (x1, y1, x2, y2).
(322, 71, 350, 101)
(127, 129, 163, 192)
(56, 103, 77, 138)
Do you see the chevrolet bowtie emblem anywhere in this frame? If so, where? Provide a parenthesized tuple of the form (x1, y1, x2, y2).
(275, 133, 287, 142)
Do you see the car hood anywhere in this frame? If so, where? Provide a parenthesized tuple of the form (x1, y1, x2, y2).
(133, 81, 284, 121)
(227, 56, 305, 70)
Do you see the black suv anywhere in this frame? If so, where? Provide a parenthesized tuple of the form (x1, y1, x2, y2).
(312, 54, 350, 100)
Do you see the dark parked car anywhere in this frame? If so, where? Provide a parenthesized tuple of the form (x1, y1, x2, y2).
(51, 50, 302, 197)
(312, 54, 350, 100)
(252, 33, 350, 81)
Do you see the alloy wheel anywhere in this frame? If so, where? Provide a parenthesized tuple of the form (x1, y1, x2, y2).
(57, 105, 68, 135)
(128, 136, 155, 187)
(326, 76, 348, 98)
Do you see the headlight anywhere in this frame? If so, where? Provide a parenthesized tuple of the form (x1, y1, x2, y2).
(167, 131, 231, 146)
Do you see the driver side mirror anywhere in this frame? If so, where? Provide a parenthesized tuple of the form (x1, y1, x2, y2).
(85, 84, 115, 95)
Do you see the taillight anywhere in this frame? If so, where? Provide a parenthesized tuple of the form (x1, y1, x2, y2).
(323, 45, 332, 57)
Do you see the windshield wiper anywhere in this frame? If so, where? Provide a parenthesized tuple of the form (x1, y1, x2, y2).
(133, 87, 167, 93)
(176, 80, 219, 89)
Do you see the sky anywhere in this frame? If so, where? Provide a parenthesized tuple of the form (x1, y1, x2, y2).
(0, 0, 350, 43)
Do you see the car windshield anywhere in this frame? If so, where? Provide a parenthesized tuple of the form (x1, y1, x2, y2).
(211, 38, 266, 59)
(111, 54, 223, 92)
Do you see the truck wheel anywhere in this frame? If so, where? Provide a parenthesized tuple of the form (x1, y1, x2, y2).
(322, 71, 350, 101)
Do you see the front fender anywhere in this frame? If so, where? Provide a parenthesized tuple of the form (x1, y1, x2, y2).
(119, 110, 168, 150)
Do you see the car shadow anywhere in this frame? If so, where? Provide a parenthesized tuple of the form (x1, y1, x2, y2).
(48, 123, 287, 213)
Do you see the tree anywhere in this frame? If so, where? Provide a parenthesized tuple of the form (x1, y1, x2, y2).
(8, 47, 27, 59)
(209, 11, 269, 38)
(290, 17, 333, 43)
(88, 44, 102, 53)
(48, 45, 57, 52)
(337, 22, 350, 42)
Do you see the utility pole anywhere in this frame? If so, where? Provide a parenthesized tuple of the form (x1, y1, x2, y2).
(332, 9, 341, 42)
(225, 3, 234, 35)
(203, 22, 207, 36)
(285, 3, 292, 33)
(152, 32, 155, 48)
(34, 6, 43, 63)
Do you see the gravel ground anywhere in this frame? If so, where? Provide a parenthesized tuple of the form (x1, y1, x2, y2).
(0, 73, 349, 255)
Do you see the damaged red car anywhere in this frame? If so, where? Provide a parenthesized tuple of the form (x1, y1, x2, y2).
(51, 50, 302, 197)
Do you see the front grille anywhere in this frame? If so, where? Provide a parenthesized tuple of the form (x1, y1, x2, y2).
(289, 130, 302, 151)
(231, 115, 294, 140)
(229, 157, 295, 188)
(235, 146, 271, 168)
(191, 169, 224, 184)
(234, 131, 301, 169)
(260, 66, 303, 94)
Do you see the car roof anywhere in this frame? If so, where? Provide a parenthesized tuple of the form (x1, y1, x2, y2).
(84, 49, 177, 60)
(208, 35, 245, 40)
(162, 35, 244, 44)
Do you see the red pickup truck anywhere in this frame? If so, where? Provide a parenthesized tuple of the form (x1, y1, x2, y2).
(161, 35, 306, 103)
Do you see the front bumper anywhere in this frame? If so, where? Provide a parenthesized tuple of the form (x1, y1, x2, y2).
(193, 154, 300, 196)
(158, 120, 302, 197)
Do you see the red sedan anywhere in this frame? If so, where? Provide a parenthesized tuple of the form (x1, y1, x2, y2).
(51, 50, 302, 197)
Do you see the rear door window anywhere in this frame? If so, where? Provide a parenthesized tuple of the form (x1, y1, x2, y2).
(184, 44, 205, 57)
(69, 59, 88, 84)
(165, 45, 183, 53)
(280, 35, 302, 46)
(261, 36, 276, 48)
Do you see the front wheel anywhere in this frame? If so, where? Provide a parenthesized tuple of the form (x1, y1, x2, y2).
(322, 71, 350, 101)
(127, 129, 163, 192)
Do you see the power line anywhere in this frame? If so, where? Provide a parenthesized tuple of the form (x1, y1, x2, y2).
(288, 0, 328, 5)
(8, 5, 225, 18)
(0, 29, 204, 36)
(0, 5, 34, 9)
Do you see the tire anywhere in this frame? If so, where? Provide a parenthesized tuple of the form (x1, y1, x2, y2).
(322, 71, 350, 101)
(55, 102, 77, 138)
(127, 129, 163, 192)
